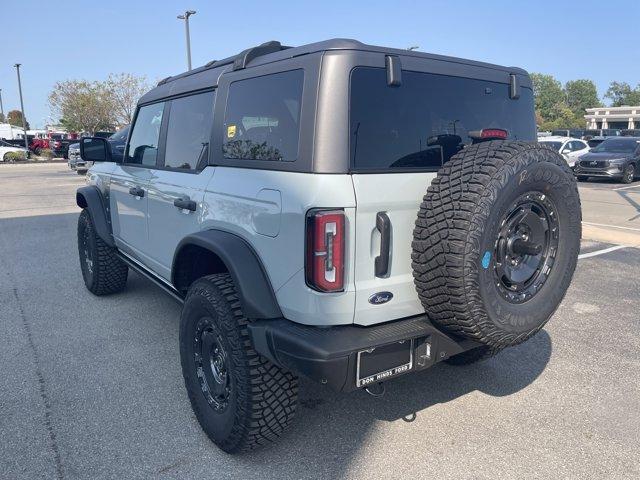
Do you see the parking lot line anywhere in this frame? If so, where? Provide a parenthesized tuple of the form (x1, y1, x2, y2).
(578, 245, 626, 259)
(613, 184, 640, 191)
(582, 221, 640, 232)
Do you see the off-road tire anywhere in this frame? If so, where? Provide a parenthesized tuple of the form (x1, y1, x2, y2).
(180, 274, 298, 453)
(445, 345, 501, 366)
(622, 164, 635, 184)
(412, 141, 581, 349)
(77, 209, 128, 295)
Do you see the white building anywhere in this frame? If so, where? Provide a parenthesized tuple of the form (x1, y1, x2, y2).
(584, 106, 640, 130)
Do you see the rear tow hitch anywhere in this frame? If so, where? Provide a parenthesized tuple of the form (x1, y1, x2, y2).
(364, 382, 385, 397)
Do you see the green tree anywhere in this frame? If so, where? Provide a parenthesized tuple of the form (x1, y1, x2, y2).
(48, 80, 114, 133)
(565, 79, 601, 116)
(605, 81, 640, 106)
(531, 73, 565, 121)
(0, 112, 5, 123)
(105, 73, 150, 125)
(7, 109, 30, 129)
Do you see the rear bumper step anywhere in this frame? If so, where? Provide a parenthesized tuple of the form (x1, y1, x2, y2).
(248, 315, 481, 392)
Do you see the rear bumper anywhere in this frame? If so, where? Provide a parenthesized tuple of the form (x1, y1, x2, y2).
(248, 315, 480, 392)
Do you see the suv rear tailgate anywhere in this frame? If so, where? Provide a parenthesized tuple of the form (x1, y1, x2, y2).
(351, 172, 435, 325)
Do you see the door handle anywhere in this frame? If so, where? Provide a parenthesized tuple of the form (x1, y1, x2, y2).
(128, 186, 144, 197)
(174, 197, 197, 212)
(375, 212, 391, 277)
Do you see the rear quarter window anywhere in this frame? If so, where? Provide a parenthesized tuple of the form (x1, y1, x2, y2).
(223, 70, 303, 162)
(350, 67, 536, 172)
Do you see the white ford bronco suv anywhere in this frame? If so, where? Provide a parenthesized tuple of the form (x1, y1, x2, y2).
(76, 39, 581, 453)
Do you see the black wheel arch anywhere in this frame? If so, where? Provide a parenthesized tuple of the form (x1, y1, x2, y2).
(172, 230, 282, 320)
(76, 186, 114, 247)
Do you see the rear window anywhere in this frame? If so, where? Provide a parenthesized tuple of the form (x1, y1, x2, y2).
(223, 70, 303, 162)
(350, 68, 536, 171)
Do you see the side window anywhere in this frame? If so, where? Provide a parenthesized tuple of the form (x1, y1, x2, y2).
(223, 70, 304, 162)
(125, 102, 165, 166)
(572, 141, 586, 151)
(163, 91, 215, 170)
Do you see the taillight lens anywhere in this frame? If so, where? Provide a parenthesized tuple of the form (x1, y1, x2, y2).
(306, 210, 345, 292)
(481, 128, 508, 139)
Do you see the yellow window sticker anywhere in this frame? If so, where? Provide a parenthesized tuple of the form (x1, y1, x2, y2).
(227, 125, 236, 138)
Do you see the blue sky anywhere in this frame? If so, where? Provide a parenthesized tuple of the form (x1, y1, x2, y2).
(2, 0, 639, 128)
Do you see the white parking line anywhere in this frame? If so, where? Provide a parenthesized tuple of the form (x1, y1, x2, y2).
(578, 245, 626, 259)
(613, 184, 640, 191)
(582, 221, 640, 232)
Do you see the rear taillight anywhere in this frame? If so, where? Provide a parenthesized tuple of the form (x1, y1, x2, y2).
(468, 128, 509, 141)
(306, 210, 345, 292)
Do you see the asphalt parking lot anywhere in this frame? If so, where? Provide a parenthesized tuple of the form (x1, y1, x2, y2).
(1, 163, 639, 479)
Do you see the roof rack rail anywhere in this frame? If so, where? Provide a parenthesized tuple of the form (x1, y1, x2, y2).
(157, 76, 172, 86)
(232, 41, 290, 70)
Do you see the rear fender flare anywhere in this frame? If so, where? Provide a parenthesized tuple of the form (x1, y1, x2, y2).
(172, 231, 282, 319)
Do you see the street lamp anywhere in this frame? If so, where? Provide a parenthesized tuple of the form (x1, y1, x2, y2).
(0, 88, 4, 119)
(177, 10, 196, 70)
(14, 64, 29, 158)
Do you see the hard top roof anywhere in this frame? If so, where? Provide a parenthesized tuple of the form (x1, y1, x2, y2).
(139, 38, 530, 104)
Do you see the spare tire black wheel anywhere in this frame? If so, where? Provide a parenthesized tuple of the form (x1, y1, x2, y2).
(412, 141, 581, 349)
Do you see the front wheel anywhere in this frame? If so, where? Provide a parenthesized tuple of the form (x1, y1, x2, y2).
(622, 164, 635, 184)
(77, 209, 128, 295)
(180, 274, 298, 453)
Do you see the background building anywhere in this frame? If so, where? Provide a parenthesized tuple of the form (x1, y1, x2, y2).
(585, 106, 640, 130)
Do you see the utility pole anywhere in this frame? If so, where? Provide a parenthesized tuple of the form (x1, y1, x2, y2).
(177, 10, 196, 70)
(14, 64, 29, 158)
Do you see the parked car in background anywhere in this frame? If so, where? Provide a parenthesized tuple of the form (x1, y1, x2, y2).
(49, 133, 78, 159)
(574, 137, 640, 183)
(587, 136, 607, 148)
(551, 129, 585, 139)
(107, 125, 129, 162)
(68, 143, 81, 169)
(583, 129, 621, 140)
(30, 137, 50, 155)
(0, 139, 28, 161)
(539, 136, 589, 168)
(94, 131, 115, 139)
(621, 129, 640, 137)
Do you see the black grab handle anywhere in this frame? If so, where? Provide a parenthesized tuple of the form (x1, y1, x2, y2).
(375, 212, 391, 277)
(174, 197, 197, 212)
(128, 186, 144, 197)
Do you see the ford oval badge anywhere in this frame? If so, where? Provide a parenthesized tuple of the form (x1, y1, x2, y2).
(368, 291, 393, 305)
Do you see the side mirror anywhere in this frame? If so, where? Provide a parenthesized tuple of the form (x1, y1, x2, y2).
(80, 137, 113, 162)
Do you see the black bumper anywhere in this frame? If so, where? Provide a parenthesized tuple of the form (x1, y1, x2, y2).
(248, 315, 480, 392)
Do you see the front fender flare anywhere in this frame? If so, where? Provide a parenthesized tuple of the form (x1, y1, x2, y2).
(172, 231, 282, 319)
(76, 185, 114, 247)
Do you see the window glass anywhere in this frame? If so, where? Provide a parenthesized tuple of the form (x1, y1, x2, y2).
(223, 70, 303, 162)
(125, 102, 165, 166)
(164, 91, 215, 170)
(571, 141, 586, 151)
(350, 68, 536, 171)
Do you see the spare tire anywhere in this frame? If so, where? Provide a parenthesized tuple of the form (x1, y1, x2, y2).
(412, 140, 581, 349)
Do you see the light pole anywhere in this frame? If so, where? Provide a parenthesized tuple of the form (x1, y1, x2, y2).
(177, 10, 196, 70)
(14, 64, 29, 158)
(0, 88, 4, 119)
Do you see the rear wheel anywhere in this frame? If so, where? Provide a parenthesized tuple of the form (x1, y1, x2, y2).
(412, 141, 581, 349)
(180, 274, 298, 453)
